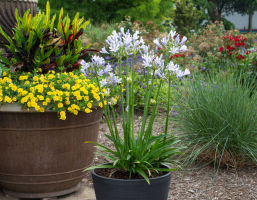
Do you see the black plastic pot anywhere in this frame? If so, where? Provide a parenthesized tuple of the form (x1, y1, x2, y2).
(91, 163, 172, 200)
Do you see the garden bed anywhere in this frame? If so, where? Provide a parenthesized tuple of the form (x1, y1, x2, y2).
(0, 112, 256, 199)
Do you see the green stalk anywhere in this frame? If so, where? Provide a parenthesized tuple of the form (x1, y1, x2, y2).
(139, 70, 155, 146)
(164, 75, 171, 136)
(131, 55, 135, 146)
(118, 59, 128, 154)
(126, 56, 131, 149)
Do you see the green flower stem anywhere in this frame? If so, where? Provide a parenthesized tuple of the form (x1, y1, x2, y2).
(164, 75, 171, 136)
(126, 56, 131, 149)
(139, 70, 155, 151)
(119, 59, 128, 154)
(95, 73, 122, 157)
(131, 55, 135, 146)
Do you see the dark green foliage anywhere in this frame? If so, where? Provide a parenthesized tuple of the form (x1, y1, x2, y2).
(38, 0, 174, 25)
(220, 18, 235, 30)
(0, 3, 90, 74)
(172, 0, 203, 36)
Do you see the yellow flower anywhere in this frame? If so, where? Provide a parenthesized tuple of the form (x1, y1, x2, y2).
(99, 102, 103, 108)
(46, 98, 51, 103)
(58, 103, 63, 108)
(32, 102, 37, 107)
(0, 97, 3, 102)
(65, 100, 70, 105)
(58, 91, 63, 96)
(94, 94, 100, 101)
(39, 107, 45, 112)
(35, 106, 40, 111)
(22, 91, 28, 96)
(59, 115, 66, 120)
(84, 96, 89, 101)
(65, 92, 69, 96)
(42, 101, 47, 106)
(18, 88, 23, 93)
(87, 102, 92, 108)
(39, 96, 44, 101)
(2, 71, 7, 76)
(28, 93, 34, 98)
(33, 76, 39, 82)
(85, 108, 92, 113)
(11, 85, 17, 91)
(48, 74, 54, 79)
(76, 96, 82, 100)
(12, 97, 17, 101)
(27, 102, 32, 107)
(30, 87, 35, 92)
(74, 110, 78, 115)
(53, 96, 59, 101)
(25, 81, 30, 85)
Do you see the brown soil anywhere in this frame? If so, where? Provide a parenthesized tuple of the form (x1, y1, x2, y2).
(96, 168, 164, 179)
(84, 112, 257, 199)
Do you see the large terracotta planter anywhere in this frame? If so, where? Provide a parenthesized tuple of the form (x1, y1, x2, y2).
(0, 0, 38, 47)
(0, 104, 103, 198)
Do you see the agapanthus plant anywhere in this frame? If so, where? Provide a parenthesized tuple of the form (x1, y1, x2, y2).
(84, 28, 190, 184)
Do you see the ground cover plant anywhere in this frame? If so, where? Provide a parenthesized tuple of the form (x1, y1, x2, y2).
(175, 72, 257, 171)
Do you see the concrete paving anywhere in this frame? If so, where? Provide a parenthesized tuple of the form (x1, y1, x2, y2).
(0, 179, 96, 200)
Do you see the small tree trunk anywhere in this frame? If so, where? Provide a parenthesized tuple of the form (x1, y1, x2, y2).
(248, 12, 253, 33)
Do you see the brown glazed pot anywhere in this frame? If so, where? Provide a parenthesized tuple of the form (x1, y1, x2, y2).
(0, 104, 103, 198)
(0, 0, 38, 47)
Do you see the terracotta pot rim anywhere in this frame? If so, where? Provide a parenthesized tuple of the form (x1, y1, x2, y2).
(91, 162, 172, 182)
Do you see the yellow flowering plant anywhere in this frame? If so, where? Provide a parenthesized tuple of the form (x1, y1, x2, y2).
(0, 70, 119, 120)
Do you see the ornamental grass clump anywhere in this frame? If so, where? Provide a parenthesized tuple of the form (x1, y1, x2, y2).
(176, 73, 257, 170)
(0, 2, 119, 120)
(84, 28, 190, 184)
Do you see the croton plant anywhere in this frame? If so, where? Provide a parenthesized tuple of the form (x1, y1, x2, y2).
(0, 2, 91, 74)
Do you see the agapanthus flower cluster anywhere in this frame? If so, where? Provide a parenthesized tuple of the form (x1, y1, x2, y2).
(80, 55, 122, 87)
(100, 27, 145, 58)
(153, 30, 188, 54)
(141, 52, 190, 79)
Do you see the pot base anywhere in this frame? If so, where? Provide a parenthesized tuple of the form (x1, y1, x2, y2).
(3, 182, 81, 199)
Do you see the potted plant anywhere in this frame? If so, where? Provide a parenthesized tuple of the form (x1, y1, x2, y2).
(0, 0, 38, 47)
(0, 2, 113, 199)
(83, 28, 190, 200)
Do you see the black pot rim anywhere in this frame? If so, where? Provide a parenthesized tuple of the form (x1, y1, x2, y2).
(91, 162, 172, 182)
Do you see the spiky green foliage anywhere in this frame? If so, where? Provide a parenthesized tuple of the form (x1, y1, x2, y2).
(172, 0, 203, 36)
(176, 72, 257, 171)
(0, 2, 90, 74)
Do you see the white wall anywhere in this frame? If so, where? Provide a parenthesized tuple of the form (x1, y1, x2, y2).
(224, 11, 257, 30)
